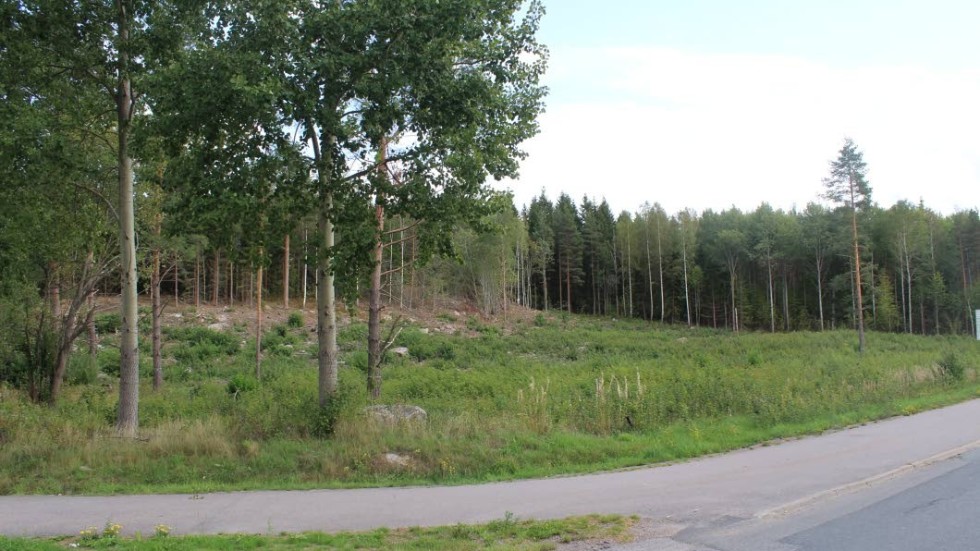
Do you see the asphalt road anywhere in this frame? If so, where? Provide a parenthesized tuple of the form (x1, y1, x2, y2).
(785, 447, 980, 551)
(1, 399, 979, 542)
(619, 447, 980, 550)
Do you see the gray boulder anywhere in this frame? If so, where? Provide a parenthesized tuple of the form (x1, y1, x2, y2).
(364, 404, 428, 424)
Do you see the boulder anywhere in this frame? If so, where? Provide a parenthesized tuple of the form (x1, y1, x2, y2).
(392, 346, 410, 357)
(382, 453, 411, 468)
(364, 404, 427, 424)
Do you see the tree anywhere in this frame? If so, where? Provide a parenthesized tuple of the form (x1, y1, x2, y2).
(5, 0, 209, 435)
(192, 0, 547, 409)
(552, 194, 584, 313)
(527, 192, 554, 310)
(823, 138, 872, 352)
(675, 209, 699, 327)
(801, 203, 834, 330)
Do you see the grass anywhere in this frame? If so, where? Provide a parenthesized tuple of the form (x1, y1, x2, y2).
(0, 312, 978, 495)
(0, 514, 635, 550)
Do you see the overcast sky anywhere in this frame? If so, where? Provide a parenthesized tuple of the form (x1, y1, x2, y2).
(494, 0, 980, 216)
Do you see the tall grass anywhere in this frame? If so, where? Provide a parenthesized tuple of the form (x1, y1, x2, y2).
(0, 314, 977, 495)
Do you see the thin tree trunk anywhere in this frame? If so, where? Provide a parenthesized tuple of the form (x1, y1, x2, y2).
(283, 233, 290, 308)
(256, 261, 263, 380)
(194, 251, 201, 309)
(367, 141, 386, 400)
(565, 262, 572, 314)
(152, 230, 163, 391)
(682, 239, 691, 327)
(645, 222, 654, 321)
(173, 260, 179, 306)
(87, 288, 98, 360)
(850, 175, 866, 353)
(302, 227, 309, 310)
(767, 255, 775, 333)
(212, 248, 220, 306)
(311, 126, 338, 407)
(228, 259, 234, 307)
(115, 2, 139, 436)
(782, 267, 790, 331)
(656, 218, 665, 322)
(961, 240, 974, 336)
(816, 255, 825, 331)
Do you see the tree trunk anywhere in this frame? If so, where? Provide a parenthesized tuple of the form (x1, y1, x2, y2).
(782, 267, 790, 331)
(311, 127, 338, 408)
(116, 3, 139, 436)
(682, 240, 691, 327)
(283, 233, 290, 308)
(816, 255, 825, 331)
(152, 239, 163, 390)
(767, 255, 775, 333)
(644, 222, 654, 321)
(212, 248, 220, 306)
(850, 177, 866, 353)
(656, 219, 665, 322)
(541, 253, 548, 311)
(302, 227, 309, 310)
(195, 250, 201, 308)
(87, 289, 98, 360)
(256, 261, 263, 380)
(173, 260, 179, 306)
(367, 141, 386, 400)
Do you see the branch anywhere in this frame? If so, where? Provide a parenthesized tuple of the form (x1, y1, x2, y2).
(384, 219, 422, 236)
(70, 181, 119, 222)
(342, 150, 418, 182)
(379, 315, 405, 359)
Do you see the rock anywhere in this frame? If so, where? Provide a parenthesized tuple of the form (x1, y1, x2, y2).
(392, 346, 410, 357)
(207, 323, 226, 331)
(420, 328, 429, 334)
(364, 404, 427, 425)
(382, 453, 411, 468)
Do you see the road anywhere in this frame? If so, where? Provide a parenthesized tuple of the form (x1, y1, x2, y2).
(616, 447, 980, 550)
(0, 399, 978, 543)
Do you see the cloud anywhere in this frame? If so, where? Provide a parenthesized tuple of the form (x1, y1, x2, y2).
(498, 47, 980, 215)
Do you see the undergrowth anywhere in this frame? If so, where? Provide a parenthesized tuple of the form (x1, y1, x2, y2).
(0, 313, 977, 495)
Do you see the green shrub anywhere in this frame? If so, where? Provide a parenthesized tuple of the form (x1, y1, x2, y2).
(937, 352, 965, 382)
(227, 372, 259, 396)
(287, 311, 304, 328)
(94, 313, 121, 334)
(66, 354, 98, 386)
(165, 326, 240, 354)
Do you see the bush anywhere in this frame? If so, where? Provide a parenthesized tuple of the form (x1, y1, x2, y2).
(937, 352, 965, 382)
(66, 355, 98, 386)
(94, 313, 122, 334)
(287, 312, 304, 328)
(227, 372, 259, 396)
(165, 326, 240, 355)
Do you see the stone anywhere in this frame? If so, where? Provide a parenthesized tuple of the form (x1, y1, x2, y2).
(392, 346, 410, 357)
(382, 453, 411, 468)
(364, 404, 427, 424)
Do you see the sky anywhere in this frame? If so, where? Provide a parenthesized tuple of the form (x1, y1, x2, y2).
(494, 0, 980, 216)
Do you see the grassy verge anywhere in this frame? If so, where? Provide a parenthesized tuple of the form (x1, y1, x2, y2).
(0, 311, 978, 495)
(0, 514, 634, 550)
